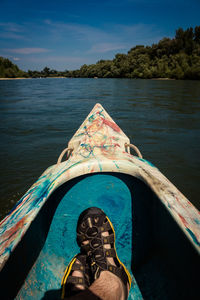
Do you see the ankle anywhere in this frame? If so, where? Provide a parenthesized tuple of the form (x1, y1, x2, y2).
(100, 271, 122, 292)
(90, 271, 124, 300)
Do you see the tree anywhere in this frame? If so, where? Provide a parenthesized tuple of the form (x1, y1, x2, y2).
(194, 26, 200, 44)
(0, 56, 27, 78)
(42, 67, 50, 77)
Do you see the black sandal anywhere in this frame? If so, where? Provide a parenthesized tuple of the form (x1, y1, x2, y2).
(61, 254, 91, 299)
(76, 207, 132, 297)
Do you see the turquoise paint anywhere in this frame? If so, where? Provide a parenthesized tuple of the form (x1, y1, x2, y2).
(88, 115, 95, 122)
(98, 162, 103, 172)
(194, 218, 200, 225)
(113, 160, 120, 169)
(186, 228, 200, 247)
(97, 108, 104, 118)
(17, 174, 142, 300)
(137, 157, 156, 168)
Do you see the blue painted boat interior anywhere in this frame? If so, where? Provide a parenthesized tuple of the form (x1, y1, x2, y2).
(0, 173, 199, 300)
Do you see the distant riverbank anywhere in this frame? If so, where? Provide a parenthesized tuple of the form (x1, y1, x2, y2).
(0, 78, 29, 80)
(0, 77, 177, 81)
(0, 77, 66, 80)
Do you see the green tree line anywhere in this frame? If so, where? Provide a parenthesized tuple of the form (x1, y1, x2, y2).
(0, 57, 27, 78)
(1, 26, 200, 79)
(27, 67, 67, 78)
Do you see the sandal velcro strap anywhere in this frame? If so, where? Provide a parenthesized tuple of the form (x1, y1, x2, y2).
(104, 248, 116, 257)
(98, 221, 112, 232)
(61, 254, 90, 299)
(103, 234, 114, 244)
(72, 263, 85, 272)
(93, 248, 105, 260)
(67, 276, 85, 285)
(81, 243, 91, 253)
(77, 233, 87, 243)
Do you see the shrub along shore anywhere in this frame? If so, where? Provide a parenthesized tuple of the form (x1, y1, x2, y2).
(1, 26, 200, 80)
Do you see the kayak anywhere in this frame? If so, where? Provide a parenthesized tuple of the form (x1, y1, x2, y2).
(0, 103, 199, 300)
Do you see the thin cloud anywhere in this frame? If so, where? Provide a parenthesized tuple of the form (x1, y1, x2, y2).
(86, 23, 162, 54)
(44, 19, 52, 25)
(116, 23, 157, 38)
(105, 0, 183, 6)
(0, 22, 27, 40)
(5, 48, 51, 55)
(114, 23, 162, 47)
(0, 22, 24, 33)
(46, 21, 112, 43)
(0, 32, 25, 40)
(88, 43, 126, 54)
(48, 21, 161, 49)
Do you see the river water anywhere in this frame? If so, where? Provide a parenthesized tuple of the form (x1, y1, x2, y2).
(0, 78, 200, 220)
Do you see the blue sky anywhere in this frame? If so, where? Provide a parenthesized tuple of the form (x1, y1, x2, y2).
(0, 0, 199, 71)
